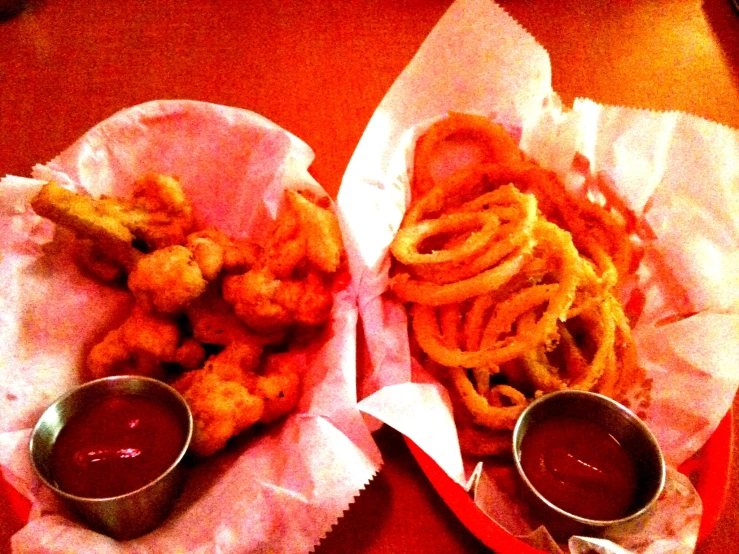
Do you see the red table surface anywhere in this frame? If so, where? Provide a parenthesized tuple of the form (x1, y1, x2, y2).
(1, 1, 738, 552)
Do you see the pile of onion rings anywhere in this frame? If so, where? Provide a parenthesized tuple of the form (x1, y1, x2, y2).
(389, 112, 645, 456)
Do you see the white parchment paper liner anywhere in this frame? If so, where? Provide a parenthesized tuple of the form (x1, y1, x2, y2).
(0, 99, 383, 553)
(336, 0, 739, 552)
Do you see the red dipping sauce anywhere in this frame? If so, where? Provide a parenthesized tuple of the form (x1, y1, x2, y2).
(51, 394, 187, 498)
(519, 415, 638, 521)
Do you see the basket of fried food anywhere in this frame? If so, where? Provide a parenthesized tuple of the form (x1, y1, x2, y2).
(388, 112, 647, 458)
(31, 174, 346, 458)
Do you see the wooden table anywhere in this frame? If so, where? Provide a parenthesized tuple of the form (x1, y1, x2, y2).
(1, 1, 737, 552)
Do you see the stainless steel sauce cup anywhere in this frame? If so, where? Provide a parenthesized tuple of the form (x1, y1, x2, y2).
(29, 375, 193, 540)
(512, 390, 666, 535)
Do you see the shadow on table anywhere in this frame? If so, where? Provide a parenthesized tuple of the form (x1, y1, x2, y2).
(0, 0, 45, 22)
(703, 0, 739, 82)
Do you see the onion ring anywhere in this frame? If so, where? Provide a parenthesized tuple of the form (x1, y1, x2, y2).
(409, 187, 538, 284)
(412, 111, 523, 197)
(391, 211, 500, 265)
(391, 245, 531, 305)
(392, 112, 643, 457)
(450, 367, 527, 430)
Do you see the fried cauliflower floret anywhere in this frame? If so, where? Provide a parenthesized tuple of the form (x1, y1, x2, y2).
(172, 371, 265, 457)
(120, 174, 194, 250)
(201, 340, 264, 382)
(185, 233, 224, 281)
(285, 190, 344, 274)
(222, 267, 291, 332)
(259, 190, 343, 279)
(261, 203, 307, 280)
(243, 353, 302, 424)
(86, 305, 181, 379)
(87, 327, 144, 379)
(185, 288, 282, 345)
(186, 291, 251, 345)
(128, 245, 207, 314)
(173, 337, 207, 370)
(187, 229, 261, 274)
(216, 189, 343, 333)
(222, 267, 333, 333)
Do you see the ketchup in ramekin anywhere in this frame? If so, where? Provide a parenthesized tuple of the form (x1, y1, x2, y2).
(51, 394, 187, 499)
(513, 390, 665, 531)
(30, 376, 193, 539)
(519, 415, 638, 521)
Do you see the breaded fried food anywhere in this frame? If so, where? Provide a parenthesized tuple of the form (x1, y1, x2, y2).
(185, 288, 286, 346)
(260, 190, 343, 279)
(87, 304, 182, 380)
(173, 349, 301, 456)
(48, 227, 127, 282)
(186, 228, 261, 274)
(412, 112, 523, 198)
(261, 201, 308, 280)
(221, 190, 342, 333)
(186, 289, 253, 345)
(30, 175, 195, 270)
(104, 174, 194, 250)
(34, 178, 346, 459)
(185, 232, 225, 282)
(222, 267, 333, 333)
(172, 370, 265, 458)
(172, 337, 207, 370)
(31, 181, 140, 270)
(128, 245, 207, 314)
(201, 340, 264, 382)
(243, 352, 302, 424)
(73, 236, 127, 282)
(285, 190, 343, 274)
(391, 112, 644, 457)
